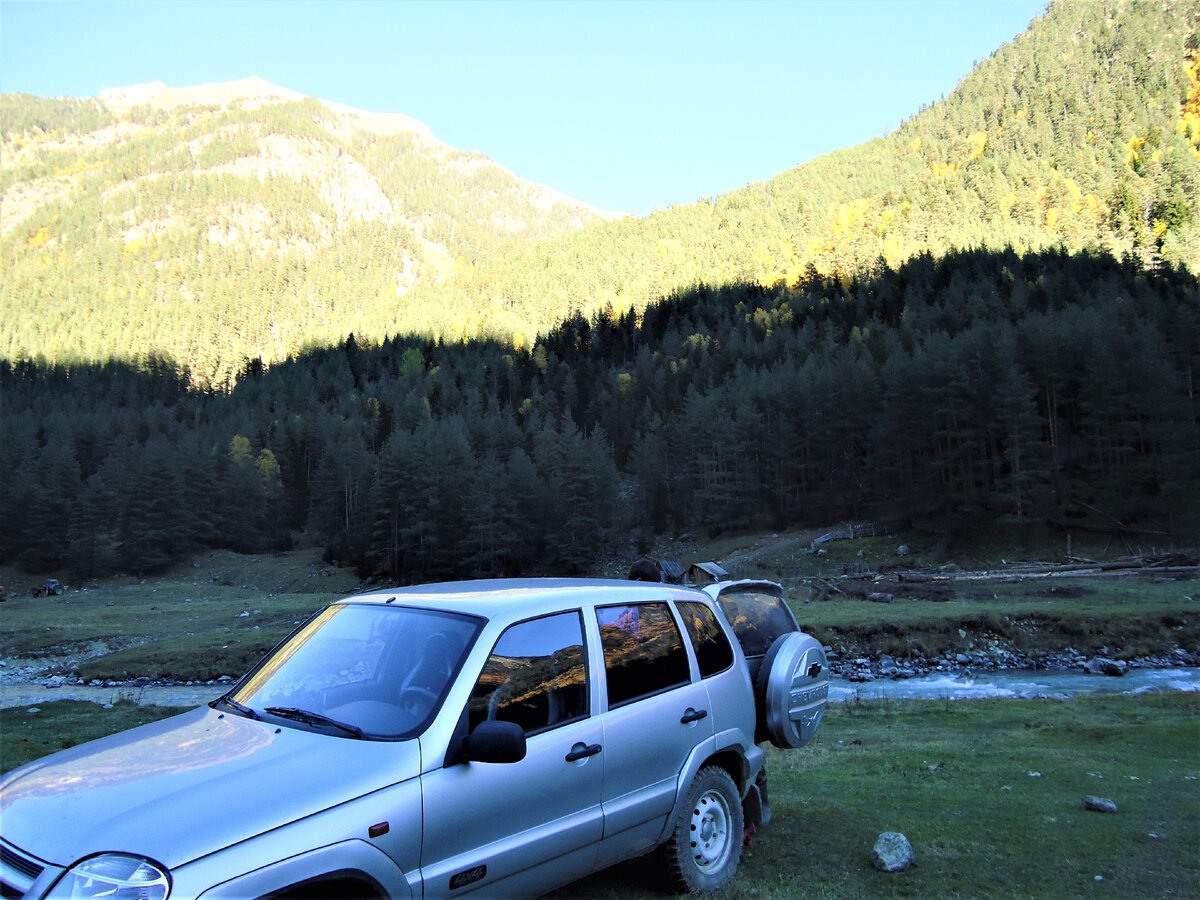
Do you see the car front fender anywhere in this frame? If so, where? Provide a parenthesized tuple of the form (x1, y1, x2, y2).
(191, 840, 413, 900)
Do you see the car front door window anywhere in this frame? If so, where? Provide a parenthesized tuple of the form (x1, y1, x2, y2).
(467, 611, 589, 735)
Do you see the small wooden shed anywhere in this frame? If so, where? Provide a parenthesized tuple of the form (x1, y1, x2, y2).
(685, 561, 728, 586)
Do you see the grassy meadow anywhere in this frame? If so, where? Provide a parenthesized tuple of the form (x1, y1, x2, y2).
(0, 548, 362, 682)
(3, 694, 1196, 899)
(1, 536, 1196, 684)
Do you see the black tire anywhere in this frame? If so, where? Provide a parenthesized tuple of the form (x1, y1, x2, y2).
(663, 765, 743, 893)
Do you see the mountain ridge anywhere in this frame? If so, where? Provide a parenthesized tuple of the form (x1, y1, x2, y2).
(93, 76, 623, 222)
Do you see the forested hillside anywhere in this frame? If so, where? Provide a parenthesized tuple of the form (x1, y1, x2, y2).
(456, 0, 1200, 336)
(1, 79, 614, 387)
(2, 0, 1198, 383)
(2, 249, 1197, 581)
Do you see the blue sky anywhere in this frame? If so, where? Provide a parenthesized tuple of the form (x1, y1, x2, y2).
(1, 0, 1047, 216)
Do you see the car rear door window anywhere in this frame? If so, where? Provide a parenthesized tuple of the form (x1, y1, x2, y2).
(677, 601, 735, 677)
(467, 611, 588, 735)
(596, 603, 690, 707)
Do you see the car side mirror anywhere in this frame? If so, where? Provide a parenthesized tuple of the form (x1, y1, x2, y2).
(462, 720, 526, 764)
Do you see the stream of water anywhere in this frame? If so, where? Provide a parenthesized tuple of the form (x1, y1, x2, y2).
(829, 666, 1200, 702)
(2, 668, 1198, 711)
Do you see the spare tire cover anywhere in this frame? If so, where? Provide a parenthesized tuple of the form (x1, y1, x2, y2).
(755, 632, 830, 749)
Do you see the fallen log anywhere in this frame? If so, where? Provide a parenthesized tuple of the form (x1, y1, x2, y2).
(895, 565, 1199, 584)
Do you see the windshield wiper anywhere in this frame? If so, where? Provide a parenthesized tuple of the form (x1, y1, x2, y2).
(212, 696, 260, 720)
(264, 706, 364, 739)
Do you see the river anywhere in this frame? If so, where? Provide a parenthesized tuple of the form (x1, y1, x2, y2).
(2, 668, 1198, 711)
(829, 666, 1200, 702)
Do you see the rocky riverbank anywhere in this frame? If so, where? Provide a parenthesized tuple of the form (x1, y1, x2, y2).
(4, 647, 1198, 698)
(827, 644, 1200, 682)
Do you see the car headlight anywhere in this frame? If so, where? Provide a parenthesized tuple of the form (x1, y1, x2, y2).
(48, 853, 170, 900)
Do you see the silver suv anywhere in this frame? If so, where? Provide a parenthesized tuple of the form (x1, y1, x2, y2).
(1, 578, 827, 899)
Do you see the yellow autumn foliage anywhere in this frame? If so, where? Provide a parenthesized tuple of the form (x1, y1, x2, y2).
(882, 236, 905, 268)
(656, 238, 682, 259)
(255, 448, 280, 482)
(1125, 136, 1146, 166)
(1180, 47, 1200, 156)
(830, 198, 871, 235)
(53, 158, 102, 177)
(229, 435, 252, 463)
(25, 226, 51, 250)
(965, 131, 988, 160)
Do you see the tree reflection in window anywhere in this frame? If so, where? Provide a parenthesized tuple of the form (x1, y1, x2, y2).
(678, 601, 735, 677)
(468, 612, 588, 735)
(715, 588, 796, 657)
(596, 603, 690, 707)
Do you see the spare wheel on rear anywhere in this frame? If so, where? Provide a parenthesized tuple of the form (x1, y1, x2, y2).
(755, 631, 830, 749)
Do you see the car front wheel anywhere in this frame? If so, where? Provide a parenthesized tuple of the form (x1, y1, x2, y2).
(663, 765, 743, 893)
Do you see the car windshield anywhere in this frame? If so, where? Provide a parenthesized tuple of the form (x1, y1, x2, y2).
(224, 604, 483, 740)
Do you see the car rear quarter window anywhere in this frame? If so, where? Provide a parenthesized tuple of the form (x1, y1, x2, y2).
(677, 601, 735, 677)
(467, 611, 588, 735)
(596, 602, 690, 707)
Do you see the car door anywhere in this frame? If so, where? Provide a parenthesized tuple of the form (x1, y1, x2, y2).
(592, 600, 714, 865)
(419, 611, 603, 899)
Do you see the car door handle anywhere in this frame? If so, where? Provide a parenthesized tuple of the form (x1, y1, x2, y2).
(680, 708, 708, 724)
(565, 742, 602, 762)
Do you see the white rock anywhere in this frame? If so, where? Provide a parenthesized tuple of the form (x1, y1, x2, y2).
(873, 832, 914, 872)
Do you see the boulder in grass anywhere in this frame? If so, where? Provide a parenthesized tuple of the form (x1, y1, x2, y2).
(1083, 796, 1118, 814)
(873, 832, 914, 872)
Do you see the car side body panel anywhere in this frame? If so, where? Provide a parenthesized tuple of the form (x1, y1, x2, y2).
(595, 678, 714, 855)
(418, 715, 604, 899)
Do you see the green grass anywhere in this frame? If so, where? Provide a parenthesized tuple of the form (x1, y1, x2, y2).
(0, 548, 362, 681)
(764, 693, 1200, 899)
(552, 692, 1200, 899)
(6, 694, 1195, 899)
(1, 540, 1195, 681)
(789, 577, 1200, 662)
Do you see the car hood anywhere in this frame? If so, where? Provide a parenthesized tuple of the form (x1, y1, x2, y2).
(0, 706, 421, 869)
